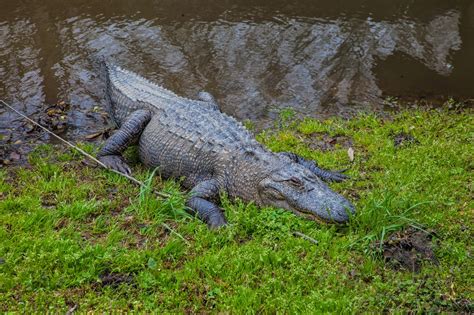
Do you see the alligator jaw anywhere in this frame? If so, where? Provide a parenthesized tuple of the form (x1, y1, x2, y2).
(288, 205, 353, 224)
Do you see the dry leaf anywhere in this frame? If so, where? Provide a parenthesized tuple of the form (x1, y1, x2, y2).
(9, 152, 20, 160)
(85, 131, 104, 140)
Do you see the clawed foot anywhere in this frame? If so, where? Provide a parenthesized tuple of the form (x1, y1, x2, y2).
(207, 213, 227, 229)
(279, 152, 350, 183)
(98, 155, 132, 175)
(318, 169, 349, 182)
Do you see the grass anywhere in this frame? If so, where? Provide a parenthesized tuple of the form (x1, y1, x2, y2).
(0, 107, 472, 312)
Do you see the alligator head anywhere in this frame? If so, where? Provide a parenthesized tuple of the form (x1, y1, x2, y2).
(258, 163, 355, 223)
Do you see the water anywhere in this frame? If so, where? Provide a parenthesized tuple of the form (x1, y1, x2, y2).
(1, 0, 473, 140)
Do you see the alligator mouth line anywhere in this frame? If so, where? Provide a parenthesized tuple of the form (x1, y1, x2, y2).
(287, 207, 328, 224)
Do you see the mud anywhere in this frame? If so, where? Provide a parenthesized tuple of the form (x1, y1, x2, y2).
(392, 132, 420, 148)
(0, 100, 75, 166)
(377, 227, 438, 272)
(98, 271, 134, 288)
(303, 132, 353, 152)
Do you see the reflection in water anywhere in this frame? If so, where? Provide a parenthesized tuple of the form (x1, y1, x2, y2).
(0, 4, 468, 139)
(0, 20, 45, 118)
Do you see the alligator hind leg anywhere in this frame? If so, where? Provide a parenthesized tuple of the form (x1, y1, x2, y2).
(279, 152, 348, 182)
(197, 91, 219, 111)
(97, 109, 151, 175)
(186, 179, 227, 229)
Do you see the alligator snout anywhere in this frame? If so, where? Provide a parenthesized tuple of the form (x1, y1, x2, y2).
(325, 198, 355, 223)
(296, 186, 355, 223)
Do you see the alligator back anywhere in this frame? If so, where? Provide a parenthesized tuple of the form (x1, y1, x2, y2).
(104, 63, 208, 126)
(104, 62, 268, 188)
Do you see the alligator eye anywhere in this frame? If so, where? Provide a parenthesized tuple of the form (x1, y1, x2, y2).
(289, 177, 304, 188)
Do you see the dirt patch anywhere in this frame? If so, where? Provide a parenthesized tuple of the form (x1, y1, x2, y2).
(119, 217, 180, 249)
(180, 281, 219, 309)
(98, 271, 134, 288)
(120, 217, 151, 249)
(0, 140, 31, 167)
(438, 297, 474, 313)
(54, 218, 69, 230)
(41, 192, 58, 209)
(344, 188, 361, 201)
(236, 234, 253, 245)
(0, 100, 100, 167)
(81, 230, 107, 245)
(392, 132, 420, 148)
(376, 227, 438, 272)
(302, 132, 353, 151)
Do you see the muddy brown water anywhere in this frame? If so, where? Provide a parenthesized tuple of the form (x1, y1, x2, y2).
(1, 0, 473, 143)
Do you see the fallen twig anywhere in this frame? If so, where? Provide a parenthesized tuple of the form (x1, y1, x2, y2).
(65, 304, 78, 315)
(292, 231, 319, 245)
(161, 222, 191, 246)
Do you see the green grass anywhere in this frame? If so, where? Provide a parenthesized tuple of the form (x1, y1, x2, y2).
(0, 107, 472, 312)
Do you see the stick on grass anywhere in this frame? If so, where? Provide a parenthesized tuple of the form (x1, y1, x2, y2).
(292, 231, 319, 245)
(0, 99, 169, 198)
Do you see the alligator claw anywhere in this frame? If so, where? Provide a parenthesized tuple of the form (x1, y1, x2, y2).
(279, 151, 350, 183)
(320, 170, 349, 182)
(207, 214, 228, 229)
(98, 155, 132, 175)
(310, 167, 349, 182)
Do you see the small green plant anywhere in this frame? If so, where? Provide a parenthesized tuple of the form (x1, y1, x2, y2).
(243, 119, 255, 131)
(277, 107, 297, 129)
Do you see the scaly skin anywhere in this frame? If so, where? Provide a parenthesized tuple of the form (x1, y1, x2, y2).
(98, 62, 355, 228)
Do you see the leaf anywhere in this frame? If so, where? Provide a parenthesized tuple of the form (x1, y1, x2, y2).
(85, 131, 104, 140)
(147, 257, 157, 270)
(9, 152, 20, 160)
(347, 147, 355, 162)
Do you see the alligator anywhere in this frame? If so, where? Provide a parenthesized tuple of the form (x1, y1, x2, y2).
(97, 63, 355, 228)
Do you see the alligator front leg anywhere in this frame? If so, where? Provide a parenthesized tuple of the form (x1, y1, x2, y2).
(279, 152, 348, 182)
(186, 179, 227, 229)
(97, 109, 151, 175)
(197, 91, 219, 111)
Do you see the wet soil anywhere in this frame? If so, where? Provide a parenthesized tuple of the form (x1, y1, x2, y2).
(303, 132, 354, 152)
(392, 132, 420, 148)
(0, 100, 73, 165)
(377, 227, 438, 272)
(98, 271, 134, 288)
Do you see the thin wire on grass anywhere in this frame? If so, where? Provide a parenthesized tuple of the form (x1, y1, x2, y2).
(161, 222, 190, 246)
(138, 168, 191, 245)
(0, 99, 169, 198)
